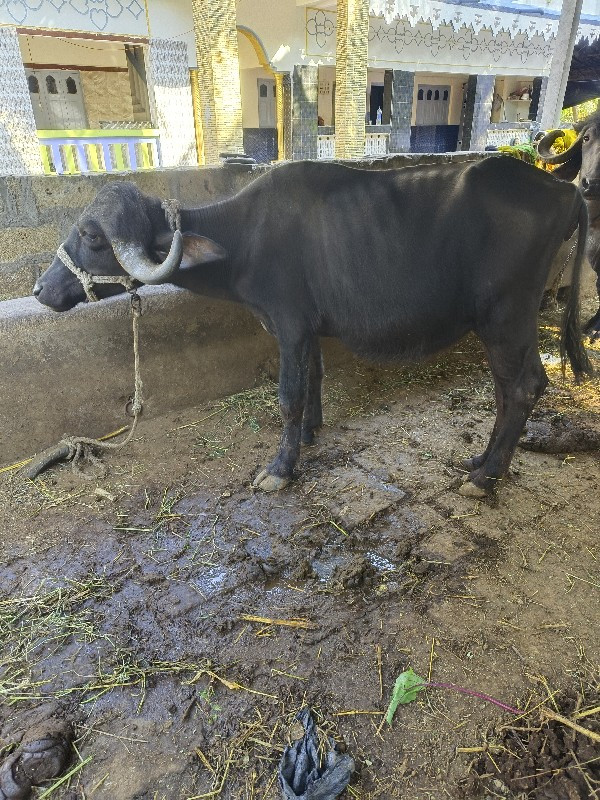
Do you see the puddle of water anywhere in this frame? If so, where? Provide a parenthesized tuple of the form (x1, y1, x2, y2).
(365, 551, 396, 572)
(311, 554, 346, 582)
(192, 565, 228, 597)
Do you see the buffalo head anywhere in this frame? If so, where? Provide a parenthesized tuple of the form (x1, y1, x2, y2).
(537, 111, 600, 195)
(33, 182, 225, 313)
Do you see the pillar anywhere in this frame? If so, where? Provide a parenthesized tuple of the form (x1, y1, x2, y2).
(389, 70, 414, 153)
(457, 74, 495, 151)
(382, 70, 393, 125)
(539, 0, 583, 130)
(292, 65, 318, 160)
(275, 71, 292, 161)
(335, 0, 369, 160)
(0, 27, 43, 176)
(146, 40, 197, 167)
(192, 0, 244, 164)
(529, 76, 548, 124)
(189, 68, 205, 164)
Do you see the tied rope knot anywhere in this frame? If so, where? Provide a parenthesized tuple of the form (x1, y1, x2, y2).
(161, 198, 182, 233)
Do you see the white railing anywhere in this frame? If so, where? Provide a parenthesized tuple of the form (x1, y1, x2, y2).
(317, 132, 390, 159)
(38, 129, 161, 175)
(365, 132, 389, 156)
(317, 134, 336, 159)
(486, 127, 532, 148)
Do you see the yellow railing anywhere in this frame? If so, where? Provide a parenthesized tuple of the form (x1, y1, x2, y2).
(37, 129, 161, 175)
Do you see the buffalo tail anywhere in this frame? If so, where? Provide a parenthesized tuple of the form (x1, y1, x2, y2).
(561, 196, 593, 380)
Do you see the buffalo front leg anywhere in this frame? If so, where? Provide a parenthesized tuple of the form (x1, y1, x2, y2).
(302, 337, 324, 445)
(253, 336, 310, 492)
(460, 340, 548, 498)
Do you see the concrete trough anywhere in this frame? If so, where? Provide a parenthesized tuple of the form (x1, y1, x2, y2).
(0, 286, 278, 466)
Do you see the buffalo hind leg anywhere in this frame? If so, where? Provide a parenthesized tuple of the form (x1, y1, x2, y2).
(462, 379, 503, 472)
(460, 342, 548, 498)
(302, 337, 324, 445)
(253, 335, 310, 492)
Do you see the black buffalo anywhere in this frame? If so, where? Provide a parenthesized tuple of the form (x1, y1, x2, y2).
(538, 112, 600, 338)
(33, 157, 592, 498)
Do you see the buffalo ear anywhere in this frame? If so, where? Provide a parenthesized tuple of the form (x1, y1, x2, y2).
(552, 158, 582, 182)
(153, 232, 227, 269)
(180, 233, 227, 268)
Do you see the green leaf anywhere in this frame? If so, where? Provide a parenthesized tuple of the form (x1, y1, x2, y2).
(385, 668, 426, 726)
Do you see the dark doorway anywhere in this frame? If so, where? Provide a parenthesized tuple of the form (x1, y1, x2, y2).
(369, 84, 384, 124)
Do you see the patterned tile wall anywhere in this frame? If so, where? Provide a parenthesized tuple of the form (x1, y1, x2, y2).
(0, 26, 42, 175)
(146, 39, 197, 167)
(292, 65, 318, 160)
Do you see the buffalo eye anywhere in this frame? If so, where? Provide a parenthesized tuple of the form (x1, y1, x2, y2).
(583, 134, 590, 142)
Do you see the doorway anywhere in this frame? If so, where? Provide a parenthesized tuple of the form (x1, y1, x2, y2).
(257, 78, 276, 128)
(26, 69, 87, 129)
(415, 85, 450, 126)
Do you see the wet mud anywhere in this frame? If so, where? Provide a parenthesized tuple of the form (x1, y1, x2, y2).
(0, 321, 599, 799)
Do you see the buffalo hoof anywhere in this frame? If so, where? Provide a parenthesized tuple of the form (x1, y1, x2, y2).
(458, 480, 488, 499)
(252, 470, 291, 492)
(0, 720, 71, 800)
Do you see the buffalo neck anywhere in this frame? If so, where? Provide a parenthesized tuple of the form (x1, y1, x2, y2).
(167, 198, 240, 301)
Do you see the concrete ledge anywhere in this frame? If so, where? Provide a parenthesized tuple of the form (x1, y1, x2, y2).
(0, 285, 278, 465)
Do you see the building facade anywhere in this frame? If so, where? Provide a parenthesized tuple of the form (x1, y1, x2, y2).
(0, 0, 599, 175)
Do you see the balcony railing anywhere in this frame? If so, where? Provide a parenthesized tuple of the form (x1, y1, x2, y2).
(317, 131, 390, 159)
(38, 129, 161, 175)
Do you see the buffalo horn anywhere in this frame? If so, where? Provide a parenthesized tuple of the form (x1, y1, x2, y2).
(536, 128, 582, 165)
(111, 230, 183, 284)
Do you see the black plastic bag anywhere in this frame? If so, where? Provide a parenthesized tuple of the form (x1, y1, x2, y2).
(279, 708, 354, 800)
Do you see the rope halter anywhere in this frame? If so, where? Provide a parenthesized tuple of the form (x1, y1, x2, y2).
(57, 243, 137, 303)
(56, 198, 181, 303)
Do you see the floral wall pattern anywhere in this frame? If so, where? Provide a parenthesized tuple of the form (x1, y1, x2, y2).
(306, 7, 556, 72)
(0, 0, 148, 36)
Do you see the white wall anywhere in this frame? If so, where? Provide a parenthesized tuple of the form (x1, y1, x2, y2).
(19, 35, 128, 68)
(147, 0, 196, 67)
(236, 0, 307, 73)
(0, 0, 148, 36)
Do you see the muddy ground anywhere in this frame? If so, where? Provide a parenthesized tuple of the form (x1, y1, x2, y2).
(0, 307, 599, 800)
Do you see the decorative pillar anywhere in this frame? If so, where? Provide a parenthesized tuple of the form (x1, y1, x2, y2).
(189, 68, 205, 164)
(539, 0, 583, 130)
(0, 27, 43, 176)
(275, 71, 292, 161)
(192, 0, 244, 164)
(292, 65, 318, 160)
(146, 40, 197, 167)
(457, 74, 495, 151)
(389, 70, 414, 153)
(529, 76, 548, 124)
(335, 0, 369, 160)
